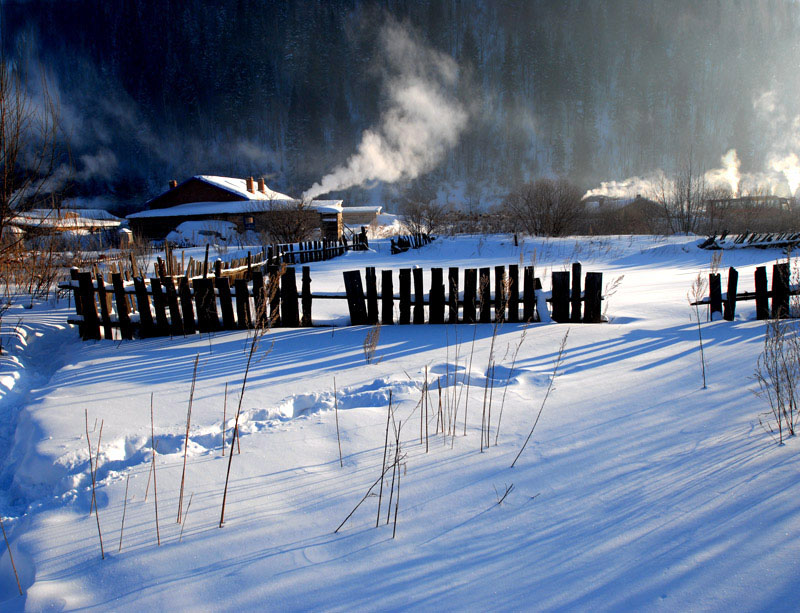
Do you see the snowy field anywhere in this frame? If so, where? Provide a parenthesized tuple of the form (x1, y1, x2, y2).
(0, 234, 798, 611)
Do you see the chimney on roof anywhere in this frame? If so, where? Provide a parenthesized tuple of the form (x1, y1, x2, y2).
(257, 177, 266, 193)
(169, 179, 178, 189)
(246, 176, 254, 193)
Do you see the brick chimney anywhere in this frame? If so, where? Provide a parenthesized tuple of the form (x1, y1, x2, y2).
(246, 176, 254, 193)
(169, 179, 178, 189)
(257, 177, 266, 193)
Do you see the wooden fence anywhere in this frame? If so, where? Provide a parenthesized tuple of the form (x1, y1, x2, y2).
(390, 233, 432, 254)
(61, 261, 603, 340)
(692, 263, 799, 320)
(699, 232, 800, 251)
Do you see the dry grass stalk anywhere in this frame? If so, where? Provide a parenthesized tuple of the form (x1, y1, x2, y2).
(0, 516, 22, 594)
(84, 410, 105, 559)
(334, 377, 343, 467)
(376, 391, 392, 527)
(495, 326, 528, 445)
(511, 329, 569, 468)
(392, 422, 402, 539)
(150, 394, 161, 546)
(178, 354, 200, 523)
(461, 326, 478, 438)
(688, 273, 709, 389)
(335, 461, 395, 533)
(179, 493, 194, 542)
(363, 321, 381, 364)
(222, 381, 228, 457)
(118, 473, 130, 553)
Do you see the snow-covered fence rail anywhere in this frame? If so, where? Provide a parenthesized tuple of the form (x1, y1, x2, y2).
(341, 262, 603, 325)
(690, 263, 798, 320)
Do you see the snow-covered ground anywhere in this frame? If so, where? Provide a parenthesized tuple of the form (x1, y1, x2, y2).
(1, 234, 798, 611)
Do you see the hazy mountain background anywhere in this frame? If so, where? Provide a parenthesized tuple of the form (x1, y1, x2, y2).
(3, 0, 799, 212)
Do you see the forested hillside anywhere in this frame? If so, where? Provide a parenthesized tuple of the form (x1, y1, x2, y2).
(3, 0, 799, 209)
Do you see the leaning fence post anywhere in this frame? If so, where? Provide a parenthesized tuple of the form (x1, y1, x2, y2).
(755, 266, 769, 320)
(178, 277, 196, 335)
(96, 272, 113, 340)
(133, 276, 155, 338)
(723, 266, 738, 321)
(709, 273, 723, 321)
(111, 272, 133, 340)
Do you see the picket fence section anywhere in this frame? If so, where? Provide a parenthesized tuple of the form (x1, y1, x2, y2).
(62, 261, 603, 341)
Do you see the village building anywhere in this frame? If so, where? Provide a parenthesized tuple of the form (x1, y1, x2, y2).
(5, 208, 125, 247)
(128, 175, 345, 242)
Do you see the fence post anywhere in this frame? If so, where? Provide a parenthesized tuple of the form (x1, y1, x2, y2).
(755, 266, 769, 320)
(78, 272, 101, 340)
(430, 268, 445, 324)
(772, 262, 790, 318)
(216, 276, 236, 330)
(413, 267, 425, 324)
(252, 270, 267, 328)
(267, 265, 281, 327)
(448, 267, 459, 324)
(479, 267, 491, 323)
(382, 270, 394, 325)
(193, 277, 219, 332)
(494, 265, 506, 323)
(281, 267, 300, 327)
(551, 271, 570, 323)
(508, 264, 519, 323)
(343, 270, 368, 325)
(96, 272, 113, 339)
(301, 266, 313, 326)
(111, 272, 133, 340)
(149, 277, 170, 336)
(583, 272, 603, 323)
(522, 266, 535, 322)
(366, 267, 379, 324)
(463, 268, 477, 324)
(571, 262, 582, 322)
(399, 268, 411, 324)
(179, 277, 196, 335)
(709, 273, 723, 320)
(723, 266, 738, 321)
(163, 277, 184, 336)
(133, 276, 155, 338)
(235, 278, 252, 329)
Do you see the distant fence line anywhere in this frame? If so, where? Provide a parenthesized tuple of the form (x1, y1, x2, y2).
(692, 263, 799, 320)
(61, 261, 603, 340)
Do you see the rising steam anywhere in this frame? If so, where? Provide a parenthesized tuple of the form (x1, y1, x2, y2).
(302, 24, 468, 201)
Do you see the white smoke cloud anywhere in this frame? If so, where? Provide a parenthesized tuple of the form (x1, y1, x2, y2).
(704, 148, 741, 195)
(302, 23, 468, 201)
(582, 171, 668, 200)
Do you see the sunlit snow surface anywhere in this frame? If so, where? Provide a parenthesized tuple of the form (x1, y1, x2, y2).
(1, 234, 798, 611)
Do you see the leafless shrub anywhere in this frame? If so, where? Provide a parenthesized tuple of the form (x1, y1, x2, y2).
(602, 275, 624, 321)
(754, 317, 800, 445)
(502, 178, 584, 237)
(256, 201, 318, 244)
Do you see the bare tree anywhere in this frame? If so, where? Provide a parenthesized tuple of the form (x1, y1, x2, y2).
(401, 199, 450, 235)
(0, 58, 62, 255)
(256, 200, 318, 243)
(652, 151, 708, 234)
(502, 178, 584, 237)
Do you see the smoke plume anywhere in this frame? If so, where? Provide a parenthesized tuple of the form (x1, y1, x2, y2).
(302, 23, 468, 201)
(704, 149, 741, 195)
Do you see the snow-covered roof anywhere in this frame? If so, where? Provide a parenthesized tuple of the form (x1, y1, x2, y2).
(10, 209, 123, 229)
(128, 199, 340, 219)
(194, 175, 294, 201)
(342, 206, 382, 214)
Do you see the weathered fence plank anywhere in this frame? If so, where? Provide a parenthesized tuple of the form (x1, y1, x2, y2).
(508, 265, 519, 323)
(755, 266, 769, 320)
(551, 271, 570, 323)
(78, 272, 100, 340)
(772, 262, 790, 318)
(234, 278, 252, 329)
(494, 265, 506, 323)
(149, 277, 170, 336)
(193, 277, 219, 333)
(413, 267, 425, 324)
(723, 267, 738, 321)
(463, 268, 477, 324)
(382, 270, 394, 325)
(448, 267, 459, 324)
(479, 267, 491, 323)
(584, 272, 603, 323)
(399, 268, 411, 325)
(216, 276, 236, 330)
(430, 268, 445, 324)
(96, 273, 113, 339)
(366, 267, 378, 325)
(571, 262, 582, 322)
(163, 277, 184, 336)
(133, 276, 155, 337)
(709, 273, 723, 320)
(111, 272, 133, 340)
(343, 270, 368, 325)
(522, 266, 535, 322)
(281, 267, 300, 327)
(179, 277, 196, 335)
(301, 266, 312, 326)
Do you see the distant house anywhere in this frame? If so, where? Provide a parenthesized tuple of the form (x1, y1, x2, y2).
(128, 176, 344, 241)
(341, 205, 382, 227)
(7, 208, 125, 246)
